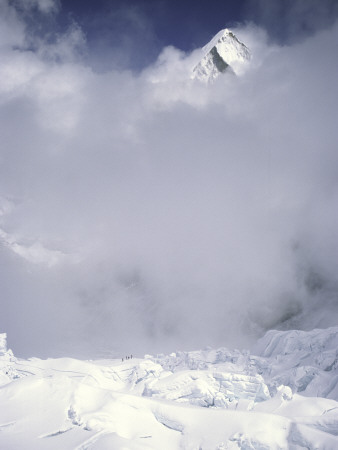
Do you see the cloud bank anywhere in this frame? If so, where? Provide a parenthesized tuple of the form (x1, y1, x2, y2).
(1, 1, 338, 358)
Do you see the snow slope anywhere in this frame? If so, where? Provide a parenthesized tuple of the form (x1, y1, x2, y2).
(1, 328, 338, 449)
(192, 29, 251, 83)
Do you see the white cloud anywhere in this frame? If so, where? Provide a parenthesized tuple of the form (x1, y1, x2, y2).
(0, 1, 25, 49)
(1, 3, 338, 358)
(13, 0, 60, 14)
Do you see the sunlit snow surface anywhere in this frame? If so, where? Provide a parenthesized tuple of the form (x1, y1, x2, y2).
(1, 328, 338, 449)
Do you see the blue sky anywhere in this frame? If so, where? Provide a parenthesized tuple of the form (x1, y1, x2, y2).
(59, 0, 338, 45)
(29, 0, 338, 71)
(15, 0, 333, 74)
(56, 0, 248, 71)
(61, 0, 245, 48)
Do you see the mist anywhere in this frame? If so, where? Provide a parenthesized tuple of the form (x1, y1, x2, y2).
(1, 1, 338, 358)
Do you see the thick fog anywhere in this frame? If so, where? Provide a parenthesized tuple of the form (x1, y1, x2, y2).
(1, 0, 338, 358)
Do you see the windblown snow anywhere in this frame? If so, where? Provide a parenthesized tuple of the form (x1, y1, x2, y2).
(1, 327, 338, 449)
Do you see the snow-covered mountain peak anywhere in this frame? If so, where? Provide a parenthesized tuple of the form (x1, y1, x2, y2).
(193, 28, 251, 83)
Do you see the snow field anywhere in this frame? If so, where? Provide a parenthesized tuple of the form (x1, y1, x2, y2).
(1, 328, 338, 448)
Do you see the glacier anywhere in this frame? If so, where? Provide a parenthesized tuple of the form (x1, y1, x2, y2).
(1, 327, 338, 449)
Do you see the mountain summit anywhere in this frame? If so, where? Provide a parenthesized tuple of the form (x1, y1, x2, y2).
(192, 29, 250, 82)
